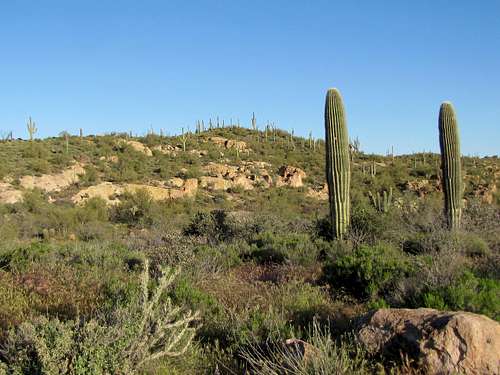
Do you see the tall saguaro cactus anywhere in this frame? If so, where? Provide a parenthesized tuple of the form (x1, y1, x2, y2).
(325, 88, 351, 239)
(27, 117, 37, 141)
(438, 102, 463, 230)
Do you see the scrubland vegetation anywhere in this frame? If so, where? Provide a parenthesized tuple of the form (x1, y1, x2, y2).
(0, 118, 498, 373)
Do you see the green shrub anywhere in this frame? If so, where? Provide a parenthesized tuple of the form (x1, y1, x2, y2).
(246, 232, 319, 265)
(457, 232, 490, 257)
(110, 190, 154, 226)
(323, 243, 412, 299)
(421, 271, 499, 320)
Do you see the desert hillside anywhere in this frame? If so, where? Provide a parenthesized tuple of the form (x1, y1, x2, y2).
(0, 126, 499, 374)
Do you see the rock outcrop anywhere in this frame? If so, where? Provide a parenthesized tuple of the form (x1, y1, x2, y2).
(72, 179, 198, 205)
(276, 166, 306, 188)
(306, 183, 328, 200)
(19, 163, 85, 193)
(356, 308, 500, 375)
(208, 136, 249, 152)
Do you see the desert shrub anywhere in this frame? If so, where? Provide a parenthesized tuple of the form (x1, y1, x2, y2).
(110, 190, 154, 226)
(456, 232, 490, 257)
(240, 321, 373, 375)
(420, 271, 499, 320)
(0, 260, 199, 374)
(78, 165, 100, 186)
(349, 200, 394, 243)
(246, 232, 319, 265)
(183, 210, 262, 244)
(323, 243, 413, 299)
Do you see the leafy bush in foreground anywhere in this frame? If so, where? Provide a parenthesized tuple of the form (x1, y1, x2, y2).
(0, 260, 199, 375)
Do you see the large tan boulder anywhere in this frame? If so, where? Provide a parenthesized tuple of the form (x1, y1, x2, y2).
(232, 175, 254, 190)
(356, 308, 500, 375)
(72, 182, 123, 205)
(20, 163, 85, 193)
(202, 162, 237, 178)
(199, 176, 232, 191)
(276, 165, 306, 188)
(167, 177, 185, 188)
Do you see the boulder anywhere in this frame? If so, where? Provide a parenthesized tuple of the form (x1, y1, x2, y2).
(306, 183, 328, 200)
(232, 175, 254, 190)
(202, 162, 237, 178)
(199, 176, 232, 191)
(276, 165, 306, 188)
(167, 177, 185, 188)
(356, 308, 500, 375)
(72, 182, 124, 205)
(20, 163, 85, 193)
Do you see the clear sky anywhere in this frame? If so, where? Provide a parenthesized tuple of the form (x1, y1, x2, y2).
(0, 1, 499, 155)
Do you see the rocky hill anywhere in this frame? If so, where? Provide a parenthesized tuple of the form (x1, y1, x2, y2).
(0, 126, 499, 374)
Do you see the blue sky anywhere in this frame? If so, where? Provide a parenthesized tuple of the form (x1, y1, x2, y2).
(0, 1, 498, 155)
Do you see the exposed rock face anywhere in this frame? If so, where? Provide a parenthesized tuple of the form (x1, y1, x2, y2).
(202, 162, 237, 178)
(121, 140, 153, 156)
(276, 166, 306, 188)
(356, 308, 500, 375)
(232, 175, 254, 190)
(0, 182, 23, 204)
(72, 182, 123, 205)
(152, 144, 178, 156)
(306, 183, 328, 200)
(474, 183, 497, 204)
(167, 177, 185, 188)
(208, 136, 249, 151)
(72, 179, 198, 205)
(199, 176, 232, 191)
(19, 163, 85, 193)
(406, 179, 436, 197)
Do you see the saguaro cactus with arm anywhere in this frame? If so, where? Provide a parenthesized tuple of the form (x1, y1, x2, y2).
(27, 117, 37, 141)
(325, 88, 351, 239)
(438, 101, 463, 230)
